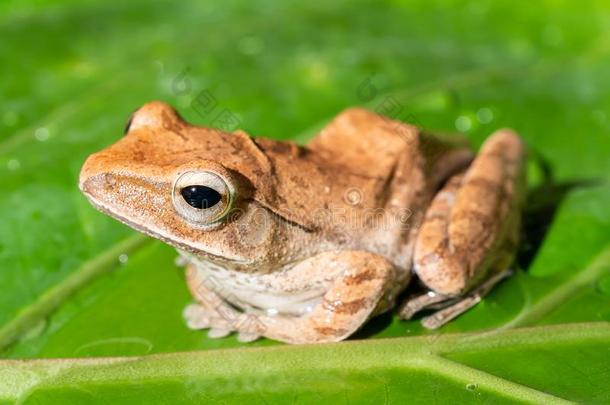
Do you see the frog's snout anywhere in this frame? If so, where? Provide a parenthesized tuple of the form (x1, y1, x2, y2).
(78, 152, 109, 202)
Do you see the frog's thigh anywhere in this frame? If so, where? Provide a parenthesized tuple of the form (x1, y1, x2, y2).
(242, 251, 397, 344)
(288, 251, 397, 343)
(414, 129, 525, 296)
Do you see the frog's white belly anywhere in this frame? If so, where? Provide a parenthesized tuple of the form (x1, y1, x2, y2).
(189, 257, 334, 316)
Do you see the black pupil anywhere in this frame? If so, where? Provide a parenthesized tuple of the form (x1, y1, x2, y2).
(180, 186, 222, 209)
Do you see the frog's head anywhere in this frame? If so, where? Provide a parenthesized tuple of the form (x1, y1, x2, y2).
(79, 101, 303, 268)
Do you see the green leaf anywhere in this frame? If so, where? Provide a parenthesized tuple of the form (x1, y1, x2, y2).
(1, 0, 610, 403)
(2, 323, 610, 404)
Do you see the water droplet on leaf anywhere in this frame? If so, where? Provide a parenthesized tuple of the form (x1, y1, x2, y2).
(541, 24, 563, 46)
(7, 159, 20, 171)
(455, 115, 472, 132)
(238, 36, 265, 56)
(3, 111, 18, 126)
(35, 127, 50, 141)
(476, 107, 494, 124)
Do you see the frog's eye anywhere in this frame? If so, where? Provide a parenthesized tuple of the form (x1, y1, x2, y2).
(172, 171, 234, 226)
(180, 186, 222, 209)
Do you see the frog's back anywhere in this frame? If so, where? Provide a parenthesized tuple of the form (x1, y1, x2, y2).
(254, 108, 474, 269)
(307, 108, 419, 180)
(305, 108, 472, 190)
(251, 109, 425, 231)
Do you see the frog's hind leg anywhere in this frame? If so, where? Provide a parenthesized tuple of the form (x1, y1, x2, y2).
(418, 268, 512, 328)
(399, 129, 525, 328)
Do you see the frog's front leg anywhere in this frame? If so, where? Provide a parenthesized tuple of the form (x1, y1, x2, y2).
(400, 129, 525, 328)
(184, 251, 398, 344)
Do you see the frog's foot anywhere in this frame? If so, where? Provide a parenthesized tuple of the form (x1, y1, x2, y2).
(183, 303, 232, 332)
(398, 291, 450, 320)
(235, 331, 261, 343)
(183, 303, 262, 342)
(399, 269, 512, 329)
(175, 251, 193, 268)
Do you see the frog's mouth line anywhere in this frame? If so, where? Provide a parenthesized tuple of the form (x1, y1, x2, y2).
(82, 191, 251, 266)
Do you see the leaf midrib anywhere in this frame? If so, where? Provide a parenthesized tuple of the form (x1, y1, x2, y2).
(0, 234, 149, 351)
(3, 322, 607, 403)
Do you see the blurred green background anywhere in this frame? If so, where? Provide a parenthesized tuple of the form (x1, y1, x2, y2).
(1, 0, 610, 403)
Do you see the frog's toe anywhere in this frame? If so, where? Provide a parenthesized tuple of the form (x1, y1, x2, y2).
(183, 303, 211, 329)
(237, 332, 260, 343)
(208, 328, 232, 338)
(175, 255, 189, 267)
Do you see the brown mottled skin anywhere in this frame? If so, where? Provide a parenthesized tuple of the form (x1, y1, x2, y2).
(79, 101, 525, 344)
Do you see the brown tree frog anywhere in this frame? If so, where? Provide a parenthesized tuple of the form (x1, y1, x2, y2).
(79, 102, 525, 344)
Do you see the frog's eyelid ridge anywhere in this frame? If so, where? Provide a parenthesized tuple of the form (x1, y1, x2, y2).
(128, 101, 184, 132)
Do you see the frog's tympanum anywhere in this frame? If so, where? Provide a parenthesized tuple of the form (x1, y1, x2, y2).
(79, 101, 525, 344)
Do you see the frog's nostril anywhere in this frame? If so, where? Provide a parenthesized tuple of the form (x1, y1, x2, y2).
(124, 113, 134, 134)
(181, 185, 222, 209)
